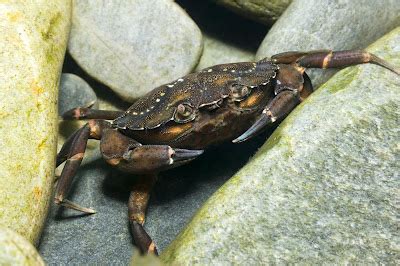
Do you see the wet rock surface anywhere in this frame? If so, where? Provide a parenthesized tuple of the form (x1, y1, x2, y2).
(0, 227, 45, 265)
(68, 0, 203, 102)
(195, 35, 254, 71)
(215, 0, 292, 24)
(256, 0, 400, 88)
(0, 0, 71, 244)
(58, 73, 97, 115)
(161, 28, 400, 264)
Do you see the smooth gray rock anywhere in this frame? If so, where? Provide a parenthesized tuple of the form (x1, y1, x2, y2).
(59, 73, 97, 115)
(161, 28, 400, 264)
(214, 0, 292, 24)
(256, 0, 400, 88)
(68, 0, 203, 102)
(195, 34, 254, 71)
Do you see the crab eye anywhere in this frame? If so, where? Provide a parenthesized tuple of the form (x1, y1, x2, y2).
(230, 84, 250, 101)
(174, 103, 196, 123)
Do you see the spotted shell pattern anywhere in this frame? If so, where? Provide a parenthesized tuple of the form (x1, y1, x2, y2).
(113, 60, 279, 130)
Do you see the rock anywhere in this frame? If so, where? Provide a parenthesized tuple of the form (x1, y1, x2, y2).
(0, 227, 45, 265)
(195, 34, 254, 71)
(68, 0, 203, 102)
(0, 0, 71, 244)
(161, 28, 400, 264)
(256, 0, 400, 88)
(131, 249, 163, 266)
(214, 0, 292, 24)
(59, 73, 97, 115)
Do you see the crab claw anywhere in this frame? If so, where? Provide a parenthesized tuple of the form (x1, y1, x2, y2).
(172, 148, 204, 163)
(232, 111, 274, 143)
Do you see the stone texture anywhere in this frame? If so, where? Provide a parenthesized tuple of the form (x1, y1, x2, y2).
(58, 73, 97, 115)
(68, 0, 203, 102)
(0, 0, 71, 244)
(256, 0, 400, 88)
(214, 0, 292, 24)
(161, 28, 400, 264)
(0, 227, 45, 265)
(195, 34, 254, 71)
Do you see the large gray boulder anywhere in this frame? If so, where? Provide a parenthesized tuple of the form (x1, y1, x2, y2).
(161, 27, 400, 264)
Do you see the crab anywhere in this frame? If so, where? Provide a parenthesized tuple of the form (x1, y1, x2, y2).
(56, 49, 399, 255)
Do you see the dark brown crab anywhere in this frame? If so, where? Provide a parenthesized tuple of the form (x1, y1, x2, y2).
(56, 50, 399, 255)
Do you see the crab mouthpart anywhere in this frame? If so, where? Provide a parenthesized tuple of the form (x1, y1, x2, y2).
(232, 113, 272, 143)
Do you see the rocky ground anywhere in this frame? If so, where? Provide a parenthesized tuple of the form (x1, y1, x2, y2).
(1, 0, 399, 264)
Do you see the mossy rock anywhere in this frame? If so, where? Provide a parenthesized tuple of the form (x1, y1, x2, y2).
(161, 27, 400, 264)
(0, 0, 71, 244)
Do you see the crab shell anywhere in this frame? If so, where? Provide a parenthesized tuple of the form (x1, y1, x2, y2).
(113, 60, 283, 149)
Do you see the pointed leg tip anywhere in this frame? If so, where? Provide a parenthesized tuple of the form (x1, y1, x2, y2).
(57, 198, 97, 214)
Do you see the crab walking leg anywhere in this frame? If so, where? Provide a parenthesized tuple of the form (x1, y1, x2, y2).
(56, 128, 81, 167)
(62, 107, 124, 120)
(233, 90, 300, 143)
(128, 174, 158, 255)
(271, 50, 400, 75)
(55, 120, 110, 213)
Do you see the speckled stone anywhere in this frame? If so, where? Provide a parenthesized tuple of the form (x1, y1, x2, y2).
(0, 0, 71, 244)
(214, 0, 292, 24)
(256, 0, 400, 88)
(59, 73, 97, 115)
(195, 34, 254, 71)
(0, 227, 44, 265)
(68, 0, 203, 102)
(161, 28, 400, 264)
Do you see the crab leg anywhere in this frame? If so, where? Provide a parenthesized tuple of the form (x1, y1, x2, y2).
(271, 50, 400, 74)
(129, 174, 158, 255)
(55, 120, 110, 213)
(62, 107, 124, 120)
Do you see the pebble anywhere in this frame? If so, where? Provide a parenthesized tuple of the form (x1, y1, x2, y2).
(68, 0, 203, 102)
(58, 73, 97, 115)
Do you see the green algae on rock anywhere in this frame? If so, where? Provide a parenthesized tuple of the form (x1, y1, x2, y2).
(0, 1, 71, 244)
(161, 28, 400, 264)
(0, 227, 45, 266)
(214, 0, 292, 24)
(256, 0, 400, 88)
